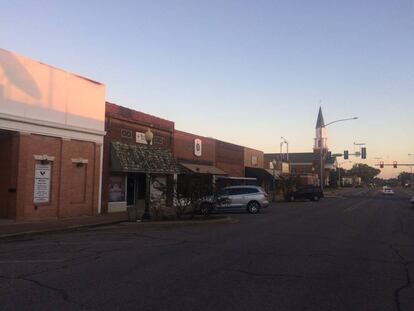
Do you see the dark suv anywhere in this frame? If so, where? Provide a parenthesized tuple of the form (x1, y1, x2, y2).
(286, 186, 324, 202)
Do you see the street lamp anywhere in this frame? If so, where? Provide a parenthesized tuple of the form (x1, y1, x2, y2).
(320, 117, 358, 190)
(272, 159, 277, 202)
(280, 137, 289, 161)
(142, 128, 154, 220)
(337, 161, 352, 187)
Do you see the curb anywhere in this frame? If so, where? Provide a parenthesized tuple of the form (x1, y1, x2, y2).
(0, 216, 238, 240)
(0, 219, 128, 240)
(119, 216, 237, 226)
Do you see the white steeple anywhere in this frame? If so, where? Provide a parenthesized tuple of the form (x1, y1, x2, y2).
(314, 107, 327, 150)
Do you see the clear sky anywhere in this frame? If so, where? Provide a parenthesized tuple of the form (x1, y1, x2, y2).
(1, 0, 413, 178)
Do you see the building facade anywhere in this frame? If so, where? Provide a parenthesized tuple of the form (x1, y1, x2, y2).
(173, 130, 226, 196)
(0, 49, 105, 222)
(102, 102, 179, 213)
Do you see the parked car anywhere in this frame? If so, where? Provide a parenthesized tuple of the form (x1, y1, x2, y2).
(381, 186, 394, 195)
(286, 186, 324, 202)
(410, 197, 414, 205)
(196, 186, 269, 214)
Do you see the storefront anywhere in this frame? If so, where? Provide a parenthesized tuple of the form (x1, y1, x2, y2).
(0, 49, 105, 222)
(243, 147, 274, 192)
(102, 103, 179, 213)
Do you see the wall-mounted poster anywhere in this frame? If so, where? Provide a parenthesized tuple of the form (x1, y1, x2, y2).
(108, 175, 126, 202)
(194, 138, 202, 157)
(33, 163, 51, 203)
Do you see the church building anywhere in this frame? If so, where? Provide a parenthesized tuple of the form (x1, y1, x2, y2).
(264, 107, 337, 186)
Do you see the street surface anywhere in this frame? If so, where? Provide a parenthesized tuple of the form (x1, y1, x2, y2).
(1, 188, 414, 311)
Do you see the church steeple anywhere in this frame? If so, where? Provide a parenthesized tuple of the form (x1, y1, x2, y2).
(315, 106, 325, 128)
(314, 107, 327, 150)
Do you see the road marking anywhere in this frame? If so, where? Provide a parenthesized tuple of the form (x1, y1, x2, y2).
(343, 200, 369, 213)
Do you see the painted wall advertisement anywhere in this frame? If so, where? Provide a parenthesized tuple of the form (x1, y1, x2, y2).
(33, 163, 51, 203)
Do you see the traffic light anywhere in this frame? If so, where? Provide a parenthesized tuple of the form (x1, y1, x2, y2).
(344, 150, 349, 160)
(393, 161, 397, 168)
(361, 147, 367, 159)
(380, 161, 384, 168)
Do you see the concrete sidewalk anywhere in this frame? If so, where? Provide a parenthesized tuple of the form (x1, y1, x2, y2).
(0, 212, 128, 239)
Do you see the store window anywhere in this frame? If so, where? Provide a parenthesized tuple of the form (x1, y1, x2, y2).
(108, 175, 126, 202)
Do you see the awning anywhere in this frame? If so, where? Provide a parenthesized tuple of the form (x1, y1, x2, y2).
(245, 167, 276, 182)
(111, 142, 180, 174)
(265, 169, 282, 179)
(179, 162, 227, 175)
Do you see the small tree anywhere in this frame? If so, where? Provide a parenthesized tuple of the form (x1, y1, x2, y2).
(150, 174, 214, 219)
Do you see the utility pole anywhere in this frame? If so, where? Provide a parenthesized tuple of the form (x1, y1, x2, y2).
(409, 154, 414, 187)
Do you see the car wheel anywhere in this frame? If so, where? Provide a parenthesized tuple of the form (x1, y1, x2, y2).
(247, 201, 260, 214)
(289, 195, 295, 202)
(200, 203, 211, 215)
(312, 195, 320, 202)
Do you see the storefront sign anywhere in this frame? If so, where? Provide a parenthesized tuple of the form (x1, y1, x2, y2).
(282, 162, 290, 173)
(136, 132, 146, 144)
(194, 139, 202, 157)
(33, 163, 51, 203)
(251, 155, 258, 166)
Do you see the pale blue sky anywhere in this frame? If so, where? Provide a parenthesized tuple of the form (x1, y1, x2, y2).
(1, 0, 413, 177)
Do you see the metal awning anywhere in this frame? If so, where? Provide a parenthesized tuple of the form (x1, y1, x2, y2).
(245, 167, 275, 182)
(179, 162, 227, 175)
(110, 142, 180, 174)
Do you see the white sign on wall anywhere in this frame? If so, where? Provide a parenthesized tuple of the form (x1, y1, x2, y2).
(33, 163, 51, 204)
(136, 132, 147, 144)
(251, 155, 258, 166)
(194, 139, 202, 157)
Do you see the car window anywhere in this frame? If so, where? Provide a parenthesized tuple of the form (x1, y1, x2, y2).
(227, 188, 241, 195)
(245, 188, 259, 194)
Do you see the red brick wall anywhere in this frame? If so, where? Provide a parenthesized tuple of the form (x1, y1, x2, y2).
(215, 140, 244, 177)
(14, 134, 100, 222)
(0, 131, 19, 219)
(106, 102, 174, 132)
(174, 130, 215, 165)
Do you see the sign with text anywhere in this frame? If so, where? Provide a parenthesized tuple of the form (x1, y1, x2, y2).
(33, 163, 51, 204)
(136, 132, 146, 144)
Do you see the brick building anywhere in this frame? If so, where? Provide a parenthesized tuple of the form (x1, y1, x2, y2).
(244, 147, 274, 193)
(173, 130, 226, 196)
(215, 140, 245, 177)
(102, 102, 179, 213)
(0, 49, 105, 222)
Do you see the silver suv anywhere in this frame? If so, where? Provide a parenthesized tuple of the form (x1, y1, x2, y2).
(198, 186, 269, 214)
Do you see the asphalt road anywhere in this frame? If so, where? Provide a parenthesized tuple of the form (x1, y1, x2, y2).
(1, 188, 414, 311)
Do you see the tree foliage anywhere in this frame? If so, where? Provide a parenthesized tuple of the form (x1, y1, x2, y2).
(347, 163, 381, 183)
